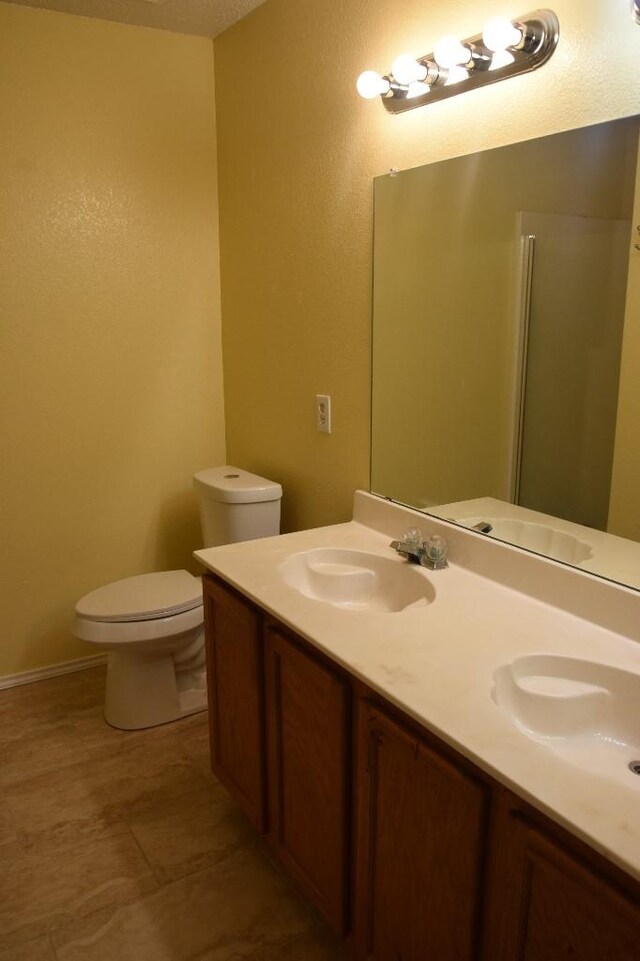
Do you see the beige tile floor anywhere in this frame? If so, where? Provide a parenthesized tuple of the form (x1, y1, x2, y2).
(0, 667, 350, 960)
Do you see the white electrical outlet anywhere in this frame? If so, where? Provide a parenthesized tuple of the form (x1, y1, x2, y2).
(316, 394, 331, 433)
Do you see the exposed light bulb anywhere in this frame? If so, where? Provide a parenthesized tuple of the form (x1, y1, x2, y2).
(406, 80, 430, 99)
(482, 16, 523, 52)
(356, 70, 391, 99)
(489, 49, 515, 71)
(434, 35, 470, 69)
(391, 54, 428, 85)
(444, 65, 468, 85)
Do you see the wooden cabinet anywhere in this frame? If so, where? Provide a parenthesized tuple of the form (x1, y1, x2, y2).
(354, 700, 491, 961)
(483, 791, 640, 961)
(202, 573, 640, 959)
(203, 575, 351, 934)
(202, 576, 266, 830)
(265, 622, 351, 935)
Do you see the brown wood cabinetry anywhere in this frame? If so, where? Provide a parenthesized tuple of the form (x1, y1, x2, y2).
(265, 622, 351, 935)
(203, 575, 266, 830)
(203, 575, 351, 934)
(354, 700, 491, 961)
(483, 790, 640, 961)
(202, 572, 640, 960)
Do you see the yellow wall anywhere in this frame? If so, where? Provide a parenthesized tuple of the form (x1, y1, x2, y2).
(0, 4, 225, 678)
(214, 0, 640, 534)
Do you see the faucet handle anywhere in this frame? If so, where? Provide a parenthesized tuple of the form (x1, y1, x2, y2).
(402, 527, 423, 549)
(423, 535, 448, 570)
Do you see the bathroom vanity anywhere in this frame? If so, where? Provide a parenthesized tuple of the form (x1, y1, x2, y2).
(195, 492, 640, 960)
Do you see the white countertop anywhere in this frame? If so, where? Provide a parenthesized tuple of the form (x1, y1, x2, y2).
(195, 491, 640, 882)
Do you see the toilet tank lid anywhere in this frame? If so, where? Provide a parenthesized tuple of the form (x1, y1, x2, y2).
(76, 570, 202, 622)
(193, 466, 282, 504)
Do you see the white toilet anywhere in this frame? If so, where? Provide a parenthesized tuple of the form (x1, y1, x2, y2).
(74, 466, 282, 730)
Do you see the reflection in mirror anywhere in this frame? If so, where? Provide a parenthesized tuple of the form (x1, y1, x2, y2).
(371, 116, 640, 589)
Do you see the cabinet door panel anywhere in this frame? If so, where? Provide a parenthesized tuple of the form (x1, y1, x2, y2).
(356, 702, 490, 961)
(488, 810, 640, 961)
(203, 576, 266, 830)
(265, 624, 350, 935)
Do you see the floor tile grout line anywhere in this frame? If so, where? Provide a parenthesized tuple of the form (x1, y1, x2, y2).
(119, 781, 256, 890)
(111, 806, 165, 889)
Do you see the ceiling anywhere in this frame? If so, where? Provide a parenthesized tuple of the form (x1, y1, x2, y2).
(4, 0, 268, 37)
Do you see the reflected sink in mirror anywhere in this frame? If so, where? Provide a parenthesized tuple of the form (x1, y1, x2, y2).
(493, 654, 640, 787)
(459, 517, 593, 565)
(280, 548, 435, 612)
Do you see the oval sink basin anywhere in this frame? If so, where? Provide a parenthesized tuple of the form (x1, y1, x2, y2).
(460, 517, 593, 565)
(280, 548, 435, 613)
(493, 654, 640, 786)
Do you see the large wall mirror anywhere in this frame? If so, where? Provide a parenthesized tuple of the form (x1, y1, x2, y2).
(371, 115, 640, 590)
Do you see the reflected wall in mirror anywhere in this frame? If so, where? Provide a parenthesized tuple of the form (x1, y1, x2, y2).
(371, 116, 640, 589)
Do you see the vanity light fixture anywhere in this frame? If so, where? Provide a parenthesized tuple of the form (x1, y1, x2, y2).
(356, 9, 559, 113)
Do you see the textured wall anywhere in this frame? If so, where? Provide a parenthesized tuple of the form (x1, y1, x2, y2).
(214, 0, 640, 534)
(0, 3, 225, 677)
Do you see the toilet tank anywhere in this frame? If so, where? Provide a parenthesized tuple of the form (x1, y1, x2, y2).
(193, 466, 282, 547)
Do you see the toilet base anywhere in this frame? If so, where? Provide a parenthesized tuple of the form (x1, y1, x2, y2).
(104, 642, 207, 731)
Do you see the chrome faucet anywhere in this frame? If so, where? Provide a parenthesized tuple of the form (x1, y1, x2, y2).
(390, 528, 449, 570)
(470, 521, 493, 534)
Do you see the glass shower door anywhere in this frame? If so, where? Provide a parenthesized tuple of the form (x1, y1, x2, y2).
(515, 212, 631, 530)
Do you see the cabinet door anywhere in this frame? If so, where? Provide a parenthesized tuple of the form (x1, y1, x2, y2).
(355, 700, 490, 961)
(203, 575, 266, 831)
(265, 624, 351, 936)
(484, 797, 640, 961)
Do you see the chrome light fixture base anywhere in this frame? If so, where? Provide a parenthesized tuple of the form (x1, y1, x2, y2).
(378, 9, 559, 114)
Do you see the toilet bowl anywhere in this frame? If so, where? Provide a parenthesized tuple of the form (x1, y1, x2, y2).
(74, 570, 206, 730)
(74, 466, 282, 730)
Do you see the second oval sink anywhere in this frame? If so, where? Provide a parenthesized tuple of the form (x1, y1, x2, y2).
(492, 654, 640, 786)
(280, 548, 435, 613)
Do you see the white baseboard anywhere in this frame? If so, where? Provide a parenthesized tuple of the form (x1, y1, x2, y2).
(0, 653, 108, 691)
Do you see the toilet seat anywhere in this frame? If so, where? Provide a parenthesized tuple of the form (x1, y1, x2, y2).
(74, 570, 204, 648)
(76, 570, 202, 623)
